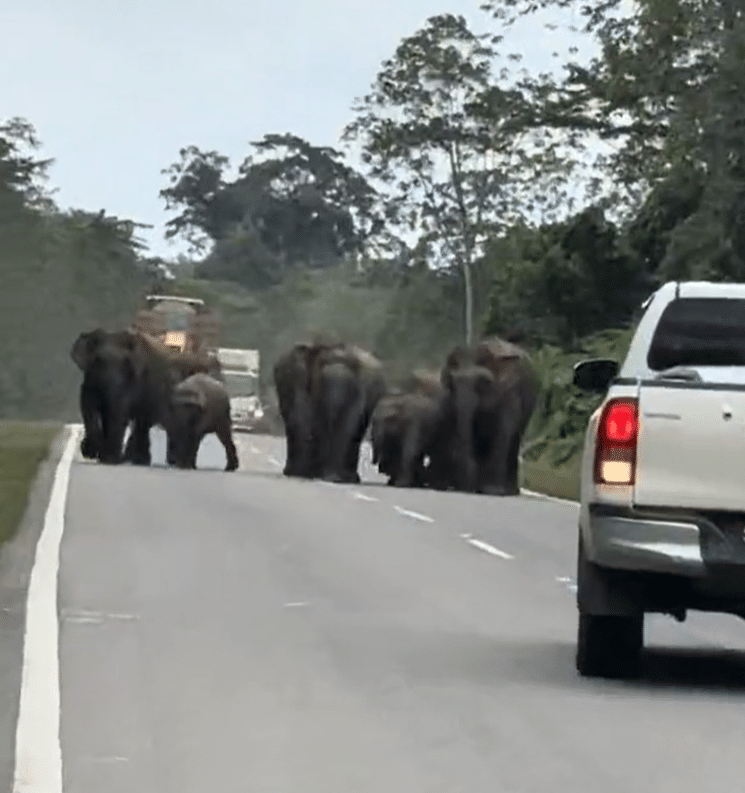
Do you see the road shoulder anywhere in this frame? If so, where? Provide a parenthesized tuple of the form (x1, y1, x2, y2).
(0, 424, 73, 793)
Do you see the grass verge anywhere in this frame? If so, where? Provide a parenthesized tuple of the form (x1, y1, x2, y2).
(0, 421, 62, 547)
(521, 451, 581, 502)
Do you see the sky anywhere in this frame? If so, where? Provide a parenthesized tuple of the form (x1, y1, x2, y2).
(2, 0, 598, 258)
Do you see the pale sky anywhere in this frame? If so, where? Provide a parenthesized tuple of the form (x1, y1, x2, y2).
(3, 0, 596, 258)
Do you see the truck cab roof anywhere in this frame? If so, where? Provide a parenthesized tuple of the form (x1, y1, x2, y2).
(620, 281, 745, 382)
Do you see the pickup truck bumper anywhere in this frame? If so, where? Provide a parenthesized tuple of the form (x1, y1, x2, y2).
(584, 503, 706, 577)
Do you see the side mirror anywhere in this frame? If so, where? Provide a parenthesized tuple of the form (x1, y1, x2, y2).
(572, 358, 619, 393)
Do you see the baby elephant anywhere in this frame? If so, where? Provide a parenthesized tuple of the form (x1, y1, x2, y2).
(166, 373, 239, 471)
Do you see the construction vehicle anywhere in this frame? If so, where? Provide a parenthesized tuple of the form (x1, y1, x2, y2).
(131, 294, 220, 355)
(215, 347, 264, 431)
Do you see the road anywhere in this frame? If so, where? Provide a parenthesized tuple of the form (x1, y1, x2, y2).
(9, 429, 745, 792)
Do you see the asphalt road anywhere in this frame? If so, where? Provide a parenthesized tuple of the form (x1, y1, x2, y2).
(11, 429, 745, 792)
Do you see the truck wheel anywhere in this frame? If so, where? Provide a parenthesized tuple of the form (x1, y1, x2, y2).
(576, 611, 643, 679)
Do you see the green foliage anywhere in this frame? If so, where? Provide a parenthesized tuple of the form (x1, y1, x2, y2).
(0, 118, 164, 420)
(342, 13, 532, 343)
(483, 206, 649, 346)
(160, 134, 386, 289)
(0, 421, 61, 546)
(523, 326, 635, 468)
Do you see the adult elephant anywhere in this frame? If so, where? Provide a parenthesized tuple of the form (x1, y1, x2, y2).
(311, 343, 387, 483)
(70, 328, 222, 465)
(440, 336, 539, 496)
(370, 371, 448, 488)
(165, 373, 239, 471)
(273, 336, 386, 483)
(273, 334, 342, 479)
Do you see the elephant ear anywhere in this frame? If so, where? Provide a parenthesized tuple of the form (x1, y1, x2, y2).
(70, 329, 107, 370)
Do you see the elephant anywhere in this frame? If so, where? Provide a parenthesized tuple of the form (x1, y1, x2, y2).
(311, 343, 387, 483)
(370, 371, 449, 488)
(273, 333, 343, 479)
(70, 328, 223, 466)
(439, 336, 539, 496)
(273, 335, 386, 483)
(165, 373, 239, 471)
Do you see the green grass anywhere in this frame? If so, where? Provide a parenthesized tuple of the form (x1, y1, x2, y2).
(521, 451, 581, 502)
(0, 421, 62, 547)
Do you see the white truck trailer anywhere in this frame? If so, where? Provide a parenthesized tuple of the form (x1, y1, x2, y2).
(215, 347, 263, 431)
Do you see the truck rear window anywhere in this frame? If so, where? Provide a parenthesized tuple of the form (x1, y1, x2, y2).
(648, 297, 745, 369)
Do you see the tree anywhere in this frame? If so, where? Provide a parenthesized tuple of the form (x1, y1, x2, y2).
(342, 13, 530, 344)
(159, 134, 387, 288)
(479, 0, 745, 280)
(0, 117, 55, 217)
(483, 208, 646, 346)
(159, 146, 232, 253)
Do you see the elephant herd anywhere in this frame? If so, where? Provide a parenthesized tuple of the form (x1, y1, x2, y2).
(70, 328, 239, 471)
(274, 333, 539, 496)
(70, 326, 539, 497)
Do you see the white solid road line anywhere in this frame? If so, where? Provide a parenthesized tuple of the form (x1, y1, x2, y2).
(393, 506, 434, 523)
(13, 424, 80, 793)
(460, 533, 514, 560)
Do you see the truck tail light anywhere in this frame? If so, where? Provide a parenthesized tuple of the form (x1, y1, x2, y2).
(594, 398, 639, 485)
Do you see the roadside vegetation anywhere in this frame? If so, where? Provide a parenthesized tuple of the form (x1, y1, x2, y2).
(0, 422, 62, 546)
(1, 0, 743, 506)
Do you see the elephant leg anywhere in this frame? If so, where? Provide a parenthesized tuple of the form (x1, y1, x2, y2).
(98, 407, 129, 465)
(283, 422, 301, 476)
(478, 418, 513, 496)
(79, 381, 103, 459)
(188, 442, 200, 469)
(216, 420, 239, 472)
(166, 433, 177, 466)
(394, 423, 424, 488)
(504, 431, 522, 496)
(324, 408, 364, 484)
(126, 418, 152, 466)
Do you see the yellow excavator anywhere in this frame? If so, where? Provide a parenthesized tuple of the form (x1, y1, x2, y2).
(131, 294, 220, 355)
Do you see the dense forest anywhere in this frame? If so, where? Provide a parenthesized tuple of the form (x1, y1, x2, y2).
(2, 0, 743, 493)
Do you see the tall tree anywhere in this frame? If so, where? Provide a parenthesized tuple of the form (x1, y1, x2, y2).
(159, 134, 387, 288)
(0, 116, 55, 217)
(343, 13, 529, 344)
(479, 0, 745, 281)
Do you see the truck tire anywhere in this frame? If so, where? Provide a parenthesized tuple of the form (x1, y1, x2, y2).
(576, 612, 643, 679)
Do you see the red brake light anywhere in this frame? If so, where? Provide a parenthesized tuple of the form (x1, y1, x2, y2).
(603, 402, 638, 444)
(594, 398, 639, 485)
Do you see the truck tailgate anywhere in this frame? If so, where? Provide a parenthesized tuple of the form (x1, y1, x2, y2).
(635, 382, 745, 511)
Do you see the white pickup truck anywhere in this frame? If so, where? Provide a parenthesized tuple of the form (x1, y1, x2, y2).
(572, 280, 745, 679)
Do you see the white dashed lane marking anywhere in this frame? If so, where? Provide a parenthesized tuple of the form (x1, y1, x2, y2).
(268, 447, 520, 563)
(352, 492, 378, 502)
(393, 506, 434, 523)
(460, 533, 514, 560)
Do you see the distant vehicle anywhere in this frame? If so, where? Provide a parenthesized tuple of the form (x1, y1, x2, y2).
(573, 280, 745, 679)
(215, 347, 263, 431)
(131, 294, 220, 354)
